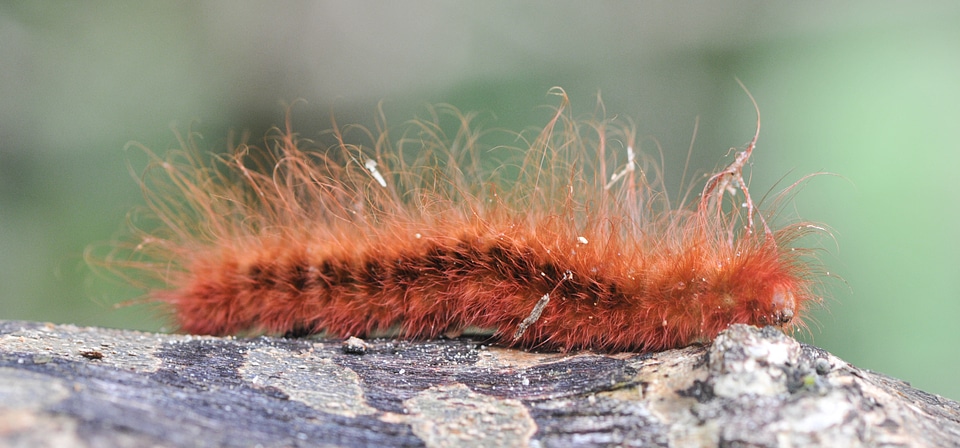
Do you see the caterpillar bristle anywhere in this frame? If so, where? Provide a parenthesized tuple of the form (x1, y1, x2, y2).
(94, 87, 825, 352)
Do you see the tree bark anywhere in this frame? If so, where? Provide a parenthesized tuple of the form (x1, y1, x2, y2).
(1, 320, 958, 447)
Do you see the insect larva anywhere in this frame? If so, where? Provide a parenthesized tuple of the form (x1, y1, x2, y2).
(98, 87, 823, 352)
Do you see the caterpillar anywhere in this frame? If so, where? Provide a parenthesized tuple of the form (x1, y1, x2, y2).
(99, 87, 823, 352)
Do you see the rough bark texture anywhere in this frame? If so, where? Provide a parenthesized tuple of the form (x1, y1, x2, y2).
(1, 320, 958, 447)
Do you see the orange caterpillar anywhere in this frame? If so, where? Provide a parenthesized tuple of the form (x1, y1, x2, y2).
(104, 88, 822, 352)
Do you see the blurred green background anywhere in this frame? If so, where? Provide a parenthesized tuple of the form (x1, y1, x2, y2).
(2, 2, 958, 399)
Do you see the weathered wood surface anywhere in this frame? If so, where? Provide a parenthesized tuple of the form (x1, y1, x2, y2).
(1, 320, 958, 447)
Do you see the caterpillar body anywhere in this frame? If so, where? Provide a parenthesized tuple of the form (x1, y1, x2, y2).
(104, 88, 822, 352)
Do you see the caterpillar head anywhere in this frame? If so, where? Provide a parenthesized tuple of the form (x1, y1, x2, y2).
(699, 257, 811, 341)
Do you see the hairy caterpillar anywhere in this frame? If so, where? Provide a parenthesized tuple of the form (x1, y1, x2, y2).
(99, 87, 823, 352)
